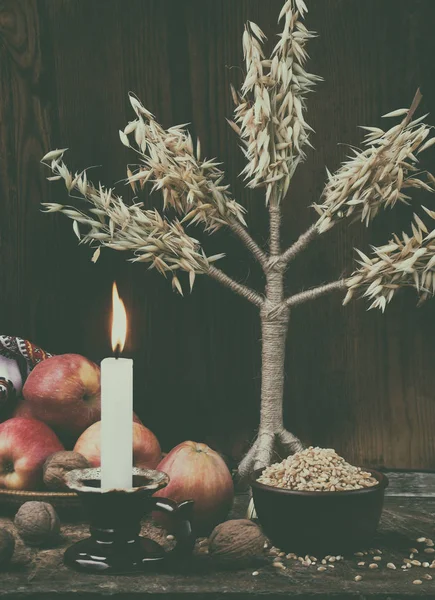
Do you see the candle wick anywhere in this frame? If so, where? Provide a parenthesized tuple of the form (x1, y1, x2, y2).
(114, 345, 121, 360)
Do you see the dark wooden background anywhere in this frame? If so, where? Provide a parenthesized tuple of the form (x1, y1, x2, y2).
(1, 0, 435, 470)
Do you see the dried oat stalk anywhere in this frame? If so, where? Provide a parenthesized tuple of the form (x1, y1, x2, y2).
(314, 98, 435, 233)
(42, 0, 435, 480)
(41, 149, 221, 294)
(121, 95, 246, 233)
(345, 208, 435, 310)
(230, 0, 321, 202)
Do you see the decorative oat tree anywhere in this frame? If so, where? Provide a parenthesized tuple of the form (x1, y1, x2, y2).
(42, 0, 435, 479)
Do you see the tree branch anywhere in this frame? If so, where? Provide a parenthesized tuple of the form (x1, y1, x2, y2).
(284, 279, 346, 309)
(266, 279, 346, 318)
(228, 220, 268, 268)
(269, 202, 281, 257)
(274, 90, 422, 271)
(207, 265, 264, 307)
(279, 223, 318, 266)
(267, 97, 282, 259)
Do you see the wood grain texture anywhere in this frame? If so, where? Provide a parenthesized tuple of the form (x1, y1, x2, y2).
(1, 0, 435, 469)
(1, 493, 435, 597)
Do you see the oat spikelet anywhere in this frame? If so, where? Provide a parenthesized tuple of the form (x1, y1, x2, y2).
(123, 94, 246, 233)
(232, 0, 320, 203)
(314, 103, 435, 233)
(344, 209, 435, 310)
(41, 150, 222, 295)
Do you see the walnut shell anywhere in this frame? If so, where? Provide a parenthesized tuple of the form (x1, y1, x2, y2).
(0, 528, 15, 566)
(14, 502, 60, 547)
(208, 519, 266, 564)
(43, 451, 89, 491)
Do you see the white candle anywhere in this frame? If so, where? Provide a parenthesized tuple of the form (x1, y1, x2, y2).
(100, 283, 133, 490)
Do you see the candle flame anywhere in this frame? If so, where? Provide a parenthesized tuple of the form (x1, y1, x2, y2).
(111, 282, 127, 355)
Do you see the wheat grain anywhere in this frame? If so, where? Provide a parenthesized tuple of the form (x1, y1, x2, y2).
(257, 446, 377, 491)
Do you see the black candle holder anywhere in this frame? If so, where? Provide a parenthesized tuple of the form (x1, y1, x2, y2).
(64, 467, 195, 575)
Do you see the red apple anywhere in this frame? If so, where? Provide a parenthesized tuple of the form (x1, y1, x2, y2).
(74, 421, 161, 469)
(22, 354, 101, 438)
(154, 441, 234, 535)
(13, 399, 143, 429)
(0, 418, 64, 490)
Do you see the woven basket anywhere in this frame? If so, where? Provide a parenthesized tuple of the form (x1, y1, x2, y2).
(0, 488, 82, 519)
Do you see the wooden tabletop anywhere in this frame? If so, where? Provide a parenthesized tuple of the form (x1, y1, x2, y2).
(0, 472, 435, 599)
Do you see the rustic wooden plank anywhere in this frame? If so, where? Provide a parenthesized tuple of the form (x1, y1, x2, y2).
(1, 0, 435, 470)
(0, 493, 435, 598)
(0, 0, 55, 342)
(386, 472, 435, 498)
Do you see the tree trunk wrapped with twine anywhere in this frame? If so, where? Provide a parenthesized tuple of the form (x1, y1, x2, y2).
(42, 0, 435, 479)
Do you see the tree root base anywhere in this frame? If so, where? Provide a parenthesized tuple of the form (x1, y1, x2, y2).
(238, 428, 304, 481)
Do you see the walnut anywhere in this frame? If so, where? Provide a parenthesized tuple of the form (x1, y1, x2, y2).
(43, 451, 89, 491)
(208, 519, 266, 565)
(14, 502, 60, 547)
(0, 528, 15, 566)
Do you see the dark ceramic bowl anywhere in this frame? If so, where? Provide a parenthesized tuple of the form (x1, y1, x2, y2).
(251, 468, 388, 555)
